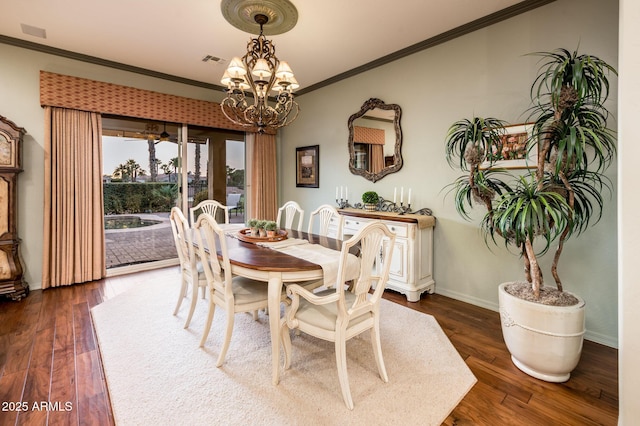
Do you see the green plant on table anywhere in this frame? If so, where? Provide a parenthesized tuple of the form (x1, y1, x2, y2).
(362, 191, 379, 204)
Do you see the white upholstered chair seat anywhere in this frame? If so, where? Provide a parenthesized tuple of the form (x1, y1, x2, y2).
(291, 289, 370, 333)
(227, 276, 287, 306)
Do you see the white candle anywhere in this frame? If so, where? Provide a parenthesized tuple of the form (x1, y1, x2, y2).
(346, 187, 348, 200)
(340, 186, 343, 200)
(336, 186, 338, 199)
(400, 187, 404, 204)
(394, 187, 397, 203)
(408, 188, 412, 205)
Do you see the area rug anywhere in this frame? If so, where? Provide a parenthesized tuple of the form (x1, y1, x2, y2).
(91, 276, 476, 425)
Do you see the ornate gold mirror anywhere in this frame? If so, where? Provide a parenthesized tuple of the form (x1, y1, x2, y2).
(348, 98, 402, 182)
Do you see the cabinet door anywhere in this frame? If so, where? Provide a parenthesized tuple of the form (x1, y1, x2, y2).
(381, 237, 408, 282)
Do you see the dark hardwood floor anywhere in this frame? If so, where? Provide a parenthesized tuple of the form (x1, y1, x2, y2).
(0, 268, 618, 425)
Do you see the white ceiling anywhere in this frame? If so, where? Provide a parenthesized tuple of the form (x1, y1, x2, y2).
(0, 0, 546, 94)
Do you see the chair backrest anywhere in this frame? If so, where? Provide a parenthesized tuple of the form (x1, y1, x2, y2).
(276, 201, 304, 231)
(308, 204, 343, 239)
(189, 199, 230, 225)
(337, 221, 396, 311)
(226, 193, 241, 209)
(170, 207, 197, 270)
(193, 213, 234, 300)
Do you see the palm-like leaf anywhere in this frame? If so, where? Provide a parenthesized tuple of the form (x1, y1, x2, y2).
(445, 117, 507, 171)
(445, 169, 513, 220)
(542, 169, 611, 237)
(530, 98, 616, 175)
(482, 174, 570, 256)
(530, 48, 616, 109)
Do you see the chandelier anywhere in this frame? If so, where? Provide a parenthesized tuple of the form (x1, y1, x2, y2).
(220, 12, 299, 133)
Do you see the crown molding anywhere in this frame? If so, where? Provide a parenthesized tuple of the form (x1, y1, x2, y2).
(0, 34, 225, 92)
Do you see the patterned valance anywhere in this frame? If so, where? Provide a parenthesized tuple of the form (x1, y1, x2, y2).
(354, 126, 385, 145)
(39, 71, 271, 134)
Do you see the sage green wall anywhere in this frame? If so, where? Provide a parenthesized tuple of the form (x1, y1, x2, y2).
(279, 0, 619, 346)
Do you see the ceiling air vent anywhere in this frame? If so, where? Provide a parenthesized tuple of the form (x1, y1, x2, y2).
(202, 55, 226, 65)
(21, 23, 47, 39)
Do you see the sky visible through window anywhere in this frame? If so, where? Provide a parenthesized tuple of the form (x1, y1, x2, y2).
(102, 136, 244, 177)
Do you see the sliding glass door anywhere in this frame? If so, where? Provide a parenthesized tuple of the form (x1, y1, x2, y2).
(185, 126, 245, 223)
(102, 117, 181, 271)
(101, 116, 245, 273)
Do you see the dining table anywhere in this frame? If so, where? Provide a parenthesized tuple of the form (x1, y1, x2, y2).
(211, 227, 346, 385)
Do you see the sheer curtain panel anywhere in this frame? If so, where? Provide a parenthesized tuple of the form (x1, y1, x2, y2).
(42, 107, 106, 288)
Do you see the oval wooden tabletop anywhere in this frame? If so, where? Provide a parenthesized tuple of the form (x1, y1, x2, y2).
(223, 229, 344, 272)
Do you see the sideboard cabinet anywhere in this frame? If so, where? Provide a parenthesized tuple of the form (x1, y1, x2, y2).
(333, 209, 435, 302)
(0, 115, 28, 300)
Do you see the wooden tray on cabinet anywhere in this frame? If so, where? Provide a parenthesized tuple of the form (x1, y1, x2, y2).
(236, 228, 288, 243)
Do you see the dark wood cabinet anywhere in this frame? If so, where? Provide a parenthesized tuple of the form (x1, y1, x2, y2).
(0, 115, 28, 300)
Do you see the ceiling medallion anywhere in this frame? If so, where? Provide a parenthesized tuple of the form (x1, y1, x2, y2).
(219, 0, 300, 132)
(220, 0, 298, 36)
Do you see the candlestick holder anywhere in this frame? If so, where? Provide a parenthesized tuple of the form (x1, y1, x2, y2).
(336, 198, 352, 209)
(395, 203, 412, 215)
(352, 197, 433, 216)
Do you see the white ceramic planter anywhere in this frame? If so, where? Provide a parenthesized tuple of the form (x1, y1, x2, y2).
(498, 282, 585, 382)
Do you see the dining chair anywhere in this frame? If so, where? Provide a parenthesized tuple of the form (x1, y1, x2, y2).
(307, 204, 343, 240)
(189, 199, 230, 226)
(281, 221, 396, 410)
(193, 213, 290, 367)
(276, 201, 304, 231)
(169, 207, 208, 329)
(226, 193, 242, 216)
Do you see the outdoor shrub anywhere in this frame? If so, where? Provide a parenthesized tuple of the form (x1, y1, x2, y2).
(193, 190, 208, 206)
(103, 182, 177, 214)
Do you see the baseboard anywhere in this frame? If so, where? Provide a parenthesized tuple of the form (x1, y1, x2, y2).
(25, 280, 42, 291)
(435, 287, 618, 349)
(106, 258, 179, 277)
(435, 287, 499, 312)
(584, 330, 618, 348)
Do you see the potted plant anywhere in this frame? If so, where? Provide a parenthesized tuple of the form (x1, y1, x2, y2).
(247, 218, 258, 236)
(265, 221, 278, 237)
(362, 191, 379, 212)
(444, 48, 616, 382)
(256, 220, 267, 238)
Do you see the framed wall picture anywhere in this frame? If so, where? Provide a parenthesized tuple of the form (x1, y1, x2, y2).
(296, 145, 319, 188)
(482, 123, 537, 169)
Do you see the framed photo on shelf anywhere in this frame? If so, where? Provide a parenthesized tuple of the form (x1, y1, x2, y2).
(296, 145, 319, 188)
(482, 123, 537, 169)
